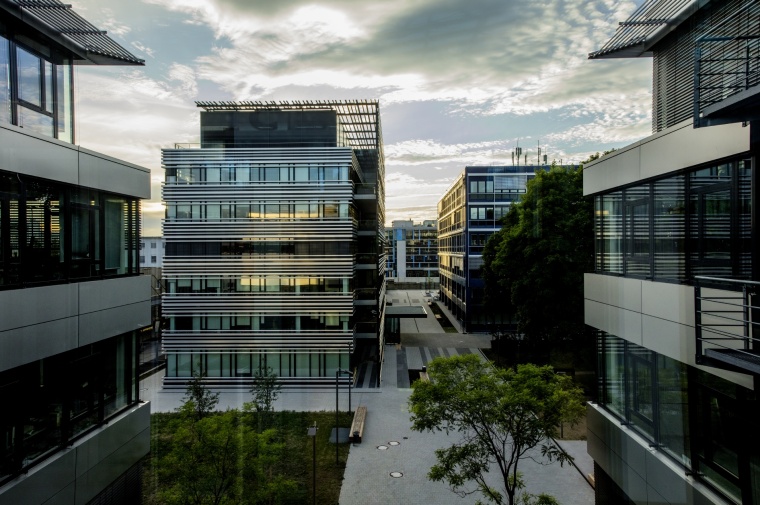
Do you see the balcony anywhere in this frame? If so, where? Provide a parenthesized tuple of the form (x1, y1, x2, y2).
(694, 276, 760, 376)
(694, 1, 760, 127)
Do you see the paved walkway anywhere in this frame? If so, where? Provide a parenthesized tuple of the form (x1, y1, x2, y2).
(139, 289, 594, 504)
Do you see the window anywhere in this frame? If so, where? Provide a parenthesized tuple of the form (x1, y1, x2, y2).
(594, 158, 751, 282)
(0, 332, 138, 484)
(139, 256, 145, 264)
(150, 256, 157, 263)
(0, 171, 140, 287)
(151, 242, 156, 248)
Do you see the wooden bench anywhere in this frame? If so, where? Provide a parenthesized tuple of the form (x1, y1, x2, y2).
(350, 406, 367, 443)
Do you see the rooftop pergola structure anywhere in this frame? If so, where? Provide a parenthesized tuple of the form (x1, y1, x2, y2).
(195, 99, 383, 152)
(0, 0, 144, 65)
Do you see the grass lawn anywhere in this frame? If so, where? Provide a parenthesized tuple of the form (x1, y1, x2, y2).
(143, 410, 354, 505)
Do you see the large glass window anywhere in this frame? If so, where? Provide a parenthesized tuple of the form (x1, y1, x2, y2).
(0, 332, 138, 485)
(0, 36, 10, 124)
(0, 171, 140, 287)
(594, 158, 751, 282)
(598, 332, 760, 503)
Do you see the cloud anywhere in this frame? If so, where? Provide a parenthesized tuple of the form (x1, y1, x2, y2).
(131, 41, 156, 58)
(140, 0, 645, 116)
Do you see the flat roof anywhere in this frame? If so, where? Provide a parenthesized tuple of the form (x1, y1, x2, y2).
(385, 305, 428, 318)
(0, 0, 144, 65)
(589, 0, 699, 59)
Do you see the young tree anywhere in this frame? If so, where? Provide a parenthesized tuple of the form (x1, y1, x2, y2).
(409, 354, 585, 505)
(179, 371, 220, 421)
(244, 366, 281, 431)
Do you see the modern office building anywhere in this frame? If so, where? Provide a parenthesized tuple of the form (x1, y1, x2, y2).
(385, 219, 438, 287)
(162, 100, 386, 388)
(0, 1, 151, 503)
(140, 236, 165, 269)
(586, 1, 759, 504)
(437, 165, 541, 332)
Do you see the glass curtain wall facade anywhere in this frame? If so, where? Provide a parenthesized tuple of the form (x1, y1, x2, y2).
(162, 102, 385, 387)
(0, 3, 149, 503)
(0, 171, 141, 288)
(438, 165, 541, 332)
(384, 220, 438, 286)
(588, 1, 760, 503)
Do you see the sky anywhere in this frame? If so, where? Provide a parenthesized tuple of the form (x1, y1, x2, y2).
(68, 0, 651, 235)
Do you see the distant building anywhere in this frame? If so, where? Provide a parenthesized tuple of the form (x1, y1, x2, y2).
(0, 1, 150, 503)
(140, 236, 165, 269)
(438, 165, 544, 332)
(161, 100, 386, 387)
(587, 1, 760, 504)
(385, 220, 438, 287)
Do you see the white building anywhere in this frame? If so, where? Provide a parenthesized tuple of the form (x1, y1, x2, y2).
(140, 236, 165, 268)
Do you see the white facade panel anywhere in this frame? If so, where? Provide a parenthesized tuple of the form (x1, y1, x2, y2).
(78, 148, 151, 199)
(78, 276, 151, 315)
(584, 120, 751, 196)
(0, 284, 79, 332)
(585, 299, 643, 346)
(0, 124, 79, 186)
(0, 124, 150, 199)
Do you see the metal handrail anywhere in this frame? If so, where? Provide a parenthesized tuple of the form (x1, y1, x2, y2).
(695, 276, 760, 371)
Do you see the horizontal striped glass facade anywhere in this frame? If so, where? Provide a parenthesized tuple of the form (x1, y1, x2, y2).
(162, 145, 378, 386)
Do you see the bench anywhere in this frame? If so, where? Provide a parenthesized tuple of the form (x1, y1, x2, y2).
(350, 406, 367, 443)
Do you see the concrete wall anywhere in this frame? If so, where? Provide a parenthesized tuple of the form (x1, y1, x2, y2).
(0, 123, 150, 199)
(583, 120, 751, 196)
(0, 402, 150, 505)
(587, 404, 730, 505)
(585, 273, 754, 389)
(0, 275, 151, 372)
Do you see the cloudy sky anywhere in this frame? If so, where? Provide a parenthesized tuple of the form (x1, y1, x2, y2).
(68, 0, 650, 235)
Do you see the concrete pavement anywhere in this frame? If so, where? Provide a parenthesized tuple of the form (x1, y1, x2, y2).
(139, 289, 594, 504)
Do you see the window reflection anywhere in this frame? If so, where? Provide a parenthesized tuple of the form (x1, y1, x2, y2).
(0, 332, 138, 484)
(0, 171, 140, 287)
(594, 158, 751, 281)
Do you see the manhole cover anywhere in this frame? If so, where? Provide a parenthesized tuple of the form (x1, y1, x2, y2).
(377, 445, 388, 450)
(390, 472, 403, 478)
(389, 441, 400, 446)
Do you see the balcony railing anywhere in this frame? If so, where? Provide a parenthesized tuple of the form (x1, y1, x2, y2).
(694, 276, 760, 375)
(694, 1, 760, 127)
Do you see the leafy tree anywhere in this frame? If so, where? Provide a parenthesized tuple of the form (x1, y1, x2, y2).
(158, 411, 297, 505)
(409, 354, 585, 505)
(483, 164, 593, 346)
(244, 366, 281, 431)
(179, 371, 220, 421)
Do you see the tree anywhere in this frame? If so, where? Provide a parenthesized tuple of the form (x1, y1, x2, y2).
(483, 164, 593, 346)
(158, 411, 297, 505)
(409, 354, 585, 505)
(179, 371, 220, 420)
(244, 366, 281, 431)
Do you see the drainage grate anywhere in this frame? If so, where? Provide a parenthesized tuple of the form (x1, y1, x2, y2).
(390, 472, 403, 478)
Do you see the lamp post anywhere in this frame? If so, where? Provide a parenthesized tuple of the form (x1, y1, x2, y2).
(335, 368, 354, 465)
(307, 422, 317, 505)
